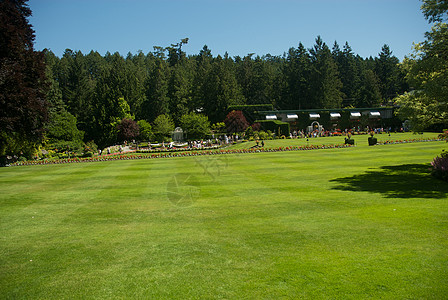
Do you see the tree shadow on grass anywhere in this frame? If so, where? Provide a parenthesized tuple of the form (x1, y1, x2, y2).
(330, 164, 448, 199)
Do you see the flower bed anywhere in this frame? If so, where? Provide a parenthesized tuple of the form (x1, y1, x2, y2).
(376, 137, 444, 145)
(11, 143, 353, 167)
(136, 145, 221, 153)
(10, 137, 446, 167)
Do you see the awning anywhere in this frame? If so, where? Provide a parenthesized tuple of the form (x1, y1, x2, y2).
(287, 114, 298, 119)
(309, 113, 320, 119)
(266, 114, 277, 120)
(369, 111, 381, 118)
(330, 113, 341, 119)
(350, 112, 361, 119)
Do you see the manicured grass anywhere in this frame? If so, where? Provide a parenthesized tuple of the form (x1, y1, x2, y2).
(1, 136, 447, 298)
(228, 131, 441, 150)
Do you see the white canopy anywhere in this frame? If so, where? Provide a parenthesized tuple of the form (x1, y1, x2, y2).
(266, 114, 277, 120)
(309, 113, 320, 119)
(369, 111, 381, 118)
(350, 112, 361, 119)
(330, 113, 341, 119)
(287, 114, 298, 119)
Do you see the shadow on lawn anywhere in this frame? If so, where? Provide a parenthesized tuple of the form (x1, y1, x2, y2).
(330, 164, 448, 198)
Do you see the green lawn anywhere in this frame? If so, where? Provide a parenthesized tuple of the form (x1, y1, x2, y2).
(228, 131, 441, 150)
(1, 135, 447, 299)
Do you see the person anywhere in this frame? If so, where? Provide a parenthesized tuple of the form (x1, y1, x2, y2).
(261, 140, 264, 147)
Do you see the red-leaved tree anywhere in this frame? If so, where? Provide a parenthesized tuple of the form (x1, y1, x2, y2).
(117, 118, 139, 142)
(0, 0, 49, 157)
(224, 110, 249, 134)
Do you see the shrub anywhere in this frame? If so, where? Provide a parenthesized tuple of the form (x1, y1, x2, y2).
(84, 140, 98, 154)
(245, 126, 254, 137)
(18, 156, 27, 162)
(255, 120, 290, 136)
(258, 130, 270, 140)
(368, 137, 377, 146)
(83, 151, 94, 158)
(431, 150, 448, 181)
(251, 122, 261, 131)
(345, 138, 355, 145)
(439, 131, 448, 141)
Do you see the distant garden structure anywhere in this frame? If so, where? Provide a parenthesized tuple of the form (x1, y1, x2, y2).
(254, 107, 400, 136)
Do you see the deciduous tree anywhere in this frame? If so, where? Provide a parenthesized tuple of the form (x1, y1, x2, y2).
(395, 0, 448, 130)
(180, 112, 211, 140)
(224, 110, 249, 134)
(153, 114, 174, 142)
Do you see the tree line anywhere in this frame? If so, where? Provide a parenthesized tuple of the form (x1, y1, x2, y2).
(43, 38, 407, 147)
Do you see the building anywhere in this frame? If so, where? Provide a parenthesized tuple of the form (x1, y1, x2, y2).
(256, 107, 397, 133)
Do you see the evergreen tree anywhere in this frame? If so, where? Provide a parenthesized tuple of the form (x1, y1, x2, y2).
(0, 0, 48, 157)
(309, 36, 343, 108)
(168, 59, 194, 125)
(203, 55, 245, 123)
(282, 43, 311, 109)
(192, 45, 213, 112)
(143, 57, 170, 122)
(357, 69, 382, 107)
(375, 45, 401, 101)
(124, 52, 147, 117)
(333, 42, 361, 104)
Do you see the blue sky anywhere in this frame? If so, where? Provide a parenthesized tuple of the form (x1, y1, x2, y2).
(28, 0, 432, 60)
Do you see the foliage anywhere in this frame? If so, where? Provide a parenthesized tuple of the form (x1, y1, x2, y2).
(211, 122, 226, 133)
(421, 0, 448, 22)
(46, 109, 83, 143)
(47, 139, 84, 154)
(439, 130, 448, 140)
(395, 0, 448, 130)
(431, 150, 448, 181)
(137, 120, 153, 141)
(257, 130, 272, 140)
(251, 122, 261, 131)
(153, 114, 174, 142)
(117, 118, 139, 142)
(180, 112, 211, 140)
(345, 138, 355, 145)
(224, 110, 249, 134)
(84, 140, 98, 154)
(42, 36, 407, 146)
(245, 126, 254, 137)
(309, 36, 343, 108)
(368, 136, 378, 146)
(0, 0, 49, 156)
(256, 120, 290, 136)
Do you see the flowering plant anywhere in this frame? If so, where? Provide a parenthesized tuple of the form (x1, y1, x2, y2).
(11, 143, 354, 167)
(431, 150, 448, 181)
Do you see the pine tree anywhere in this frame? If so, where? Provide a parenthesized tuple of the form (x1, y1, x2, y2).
(283, 43, 311, 109)
(309, 36, 343, 108)
(203, 55, 245, 123)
